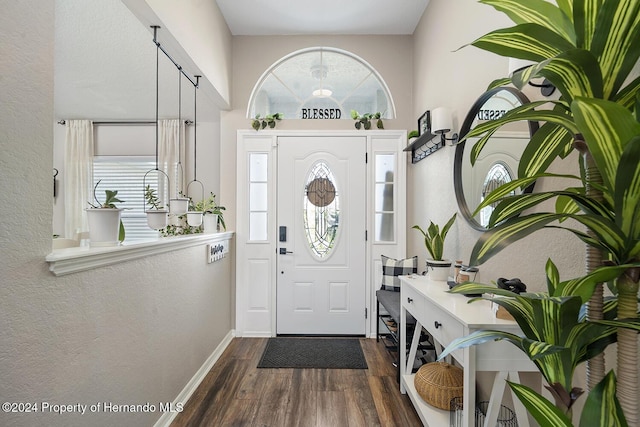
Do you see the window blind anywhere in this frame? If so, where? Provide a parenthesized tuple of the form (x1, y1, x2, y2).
(93, 157, 160, 242)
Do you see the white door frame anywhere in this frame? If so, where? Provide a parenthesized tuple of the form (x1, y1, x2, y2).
(235, 130, 407, 338)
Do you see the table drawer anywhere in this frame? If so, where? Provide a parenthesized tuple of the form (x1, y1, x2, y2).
(402, 282, 426, 320)
(425, 303, 465, 363)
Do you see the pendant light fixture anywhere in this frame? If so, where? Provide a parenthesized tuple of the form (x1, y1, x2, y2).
(170, 68, 189, 215)
(143, 25, 170, 230)
(144, 25, 202, 230)
(186, 75, 204, 227)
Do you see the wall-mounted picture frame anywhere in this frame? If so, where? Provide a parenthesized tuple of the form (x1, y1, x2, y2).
(418, 111, 430, 135)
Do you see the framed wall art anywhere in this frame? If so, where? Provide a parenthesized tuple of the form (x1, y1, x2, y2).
(418, 111, 430, 135)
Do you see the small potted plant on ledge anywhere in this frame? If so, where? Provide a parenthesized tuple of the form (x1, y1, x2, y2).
(194, 192, 226, 233)
(412, 213, 456, 281)
(186, 198, 204, 227)
(351, 110, 384, 130)
(251, 112, 283, 131)
(86, 180, 125, 246)
(144, 185, 168, 230)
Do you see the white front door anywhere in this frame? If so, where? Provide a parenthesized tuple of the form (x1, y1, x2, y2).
(276, 136, 366, 335)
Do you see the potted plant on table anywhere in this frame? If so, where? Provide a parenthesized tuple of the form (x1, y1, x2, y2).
(86, 180, 125, 246)
(144, 185, 168, 230)
(412, 213, 456, 281)
(444, 0, 640, 425)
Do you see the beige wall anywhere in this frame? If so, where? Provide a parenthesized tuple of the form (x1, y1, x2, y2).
(143, 0, 233, 108)
(1, 2, 233, 426)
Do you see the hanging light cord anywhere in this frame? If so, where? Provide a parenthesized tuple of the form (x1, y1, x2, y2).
(154, 27, 160, 171)
(193, 75, 200, 181)
(178, 68, 182, 166)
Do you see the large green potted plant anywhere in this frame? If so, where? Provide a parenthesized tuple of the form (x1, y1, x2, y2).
(412, 213, 456, 281)
(451, 0, 640, 424)
(441, 260, 640, 425)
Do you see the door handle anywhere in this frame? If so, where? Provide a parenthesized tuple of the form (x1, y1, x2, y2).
(279, 248, 293, 255)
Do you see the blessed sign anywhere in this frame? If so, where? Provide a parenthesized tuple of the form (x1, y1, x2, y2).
(477, 109, 508, 120)
(301, 108, 342, 119)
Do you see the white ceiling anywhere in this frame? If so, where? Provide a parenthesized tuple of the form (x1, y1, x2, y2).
(55, 0, 430, 122)
(216, 0, 430, 35)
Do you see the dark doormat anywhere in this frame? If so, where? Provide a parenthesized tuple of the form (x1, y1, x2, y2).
(257, 337, 368, 369)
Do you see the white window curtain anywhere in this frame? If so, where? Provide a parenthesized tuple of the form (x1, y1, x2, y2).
(64, 120, 94, 239)
(158, 119, 185, 198)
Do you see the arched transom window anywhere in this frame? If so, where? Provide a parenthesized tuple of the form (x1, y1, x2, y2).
(248, 47, 396, 120)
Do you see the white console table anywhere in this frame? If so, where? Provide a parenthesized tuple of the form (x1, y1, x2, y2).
(399, 275, 538, 427)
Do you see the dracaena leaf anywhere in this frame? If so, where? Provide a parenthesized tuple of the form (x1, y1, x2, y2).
(579, 371, 628, 427)
(614, 137, 640, 243)
(471, 213, 561, 265)
(546, 258, 561, 294)
(566, 213, 626, 255)
(507, 382, 573, 427)
(539, 49, 603, 102)
(480, 0, 576, 43)
(470, 109, 579, 166)
(460, 100, 546, 143)
(487, 77, 512, 90)
(438, 329, 525, 361)
(469, 23, 576, 62)
(555, 265, 630, 301)
(518, 120, 574, 179)
(573, 0, 605, 50)
(489, 193, 556, 227)
(613, 75, 640, 109)
(571, 98, 640, 194)
(590, 0, 640, 98)
(474, 173, 579, 216)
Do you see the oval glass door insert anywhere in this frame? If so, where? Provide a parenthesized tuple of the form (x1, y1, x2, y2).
(304, 161, 339, 258)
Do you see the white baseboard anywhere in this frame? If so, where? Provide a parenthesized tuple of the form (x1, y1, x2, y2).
(154, 329, 235, 427)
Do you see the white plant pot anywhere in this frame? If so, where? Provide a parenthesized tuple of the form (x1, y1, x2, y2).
(146, 210, 168, 230)
(426, 259, 452, 282)
(203, 214, 218, 233)
(86, 208, 122, 247)
(186, 211, 203, 227)
(169, 198, 189, 215)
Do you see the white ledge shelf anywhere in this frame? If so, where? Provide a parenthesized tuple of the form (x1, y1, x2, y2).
(46, 231, 234, 276)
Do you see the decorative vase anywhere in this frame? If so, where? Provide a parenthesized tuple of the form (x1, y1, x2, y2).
(169, 198, 189, 215)
(86, 208, 122, 247)
(426, 259, 452, 282)
(203, 214, 218, 233)
(146, 210, 168, 230)
(186, 211, 203, 227)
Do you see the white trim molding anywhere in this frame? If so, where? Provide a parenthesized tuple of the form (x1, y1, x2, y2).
(46, 232, 234, 276)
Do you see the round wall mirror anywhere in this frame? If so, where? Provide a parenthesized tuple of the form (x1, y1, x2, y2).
(454, 87, 539, 231)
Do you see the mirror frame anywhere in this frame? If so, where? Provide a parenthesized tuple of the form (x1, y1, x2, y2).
(453, 87, 539, 231)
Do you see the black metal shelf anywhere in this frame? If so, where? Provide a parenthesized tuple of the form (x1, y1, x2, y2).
(404, 131, 444, 163)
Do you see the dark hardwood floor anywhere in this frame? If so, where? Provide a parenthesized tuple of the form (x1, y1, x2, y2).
(170, 337, 422, 427)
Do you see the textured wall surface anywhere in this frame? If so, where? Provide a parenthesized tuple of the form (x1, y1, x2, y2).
(0, 2, 232, 426)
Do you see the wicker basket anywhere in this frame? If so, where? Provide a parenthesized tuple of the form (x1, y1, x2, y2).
(414, 361, 463, 410)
